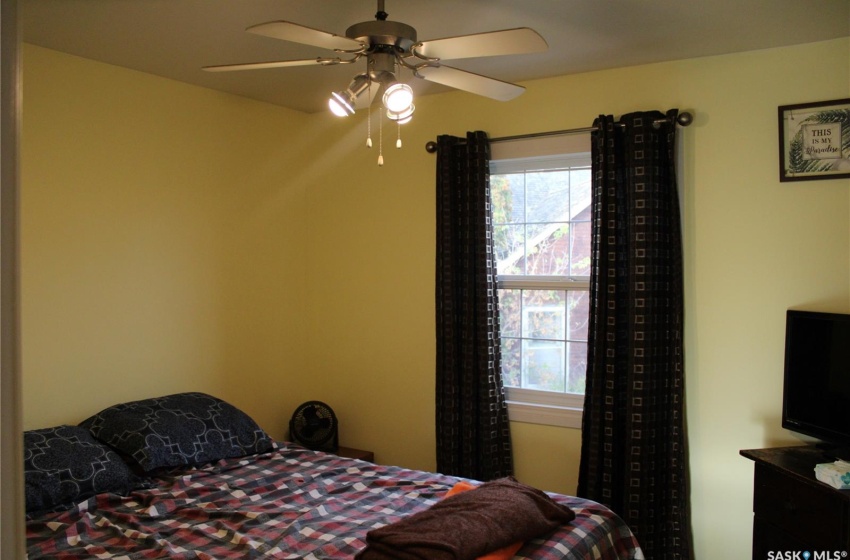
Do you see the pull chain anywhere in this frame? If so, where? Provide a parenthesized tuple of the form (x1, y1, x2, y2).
(366, 80, 373, 148)
(394, 56, 401, 151)
(378, 110, 384, 166)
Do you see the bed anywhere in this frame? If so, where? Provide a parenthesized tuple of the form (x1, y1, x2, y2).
(24, 393, 643, 560)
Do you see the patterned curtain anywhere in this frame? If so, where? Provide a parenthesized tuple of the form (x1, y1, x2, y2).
(577, 110, 691, 559)
(435, 131, 513, 481)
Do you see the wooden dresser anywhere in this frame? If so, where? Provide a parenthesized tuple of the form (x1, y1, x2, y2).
(741, 446, 850, 558)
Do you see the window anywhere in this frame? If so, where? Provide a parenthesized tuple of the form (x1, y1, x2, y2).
(490, 135, 591, 428)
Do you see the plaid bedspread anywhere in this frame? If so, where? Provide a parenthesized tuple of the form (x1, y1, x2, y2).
(27, 443, 643, 559)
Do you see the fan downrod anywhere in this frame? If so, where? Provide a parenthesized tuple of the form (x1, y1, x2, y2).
(375, 0, 388, 21)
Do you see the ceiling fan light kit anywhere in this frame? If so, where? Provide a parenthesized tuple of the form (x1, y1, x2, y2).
(203, 1, 548, 165)
(382, 83, 413, 114)
(328, 73, 371, 116)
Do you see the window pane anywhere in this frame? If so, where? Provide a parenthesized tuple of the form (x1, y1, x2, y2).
(523, 339, 566, 392)
(498, 289, 521, 338)
(570, 220, 591, 276)
(501, 337, 521, 388)
(522, 290, 565, 339)
(494, 224, 524, 275)
(566, 290, 589, 340)
(527, 223, 571, 276)
(569, 168, 592, 218)
(526, 171, 570, 224)
(492, 173, 525, 224)
(566, 341, 587, 394)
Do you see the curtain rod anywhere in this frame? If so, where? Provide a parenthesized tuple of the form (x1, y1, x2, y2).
(424, 111, 693, 153)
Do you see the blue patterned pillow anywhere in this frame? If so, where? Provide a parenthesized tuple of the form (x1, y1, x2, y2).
(79, 392, 273, 472)
(24, 425, 144, 513)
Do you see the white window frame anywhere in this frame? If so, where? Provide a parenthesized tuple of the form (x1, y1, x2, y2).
(490, 134, 591, 429)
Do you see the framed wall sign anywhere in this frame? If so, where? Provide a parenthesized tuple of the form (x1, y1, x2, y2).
(779, 98, 850, 182)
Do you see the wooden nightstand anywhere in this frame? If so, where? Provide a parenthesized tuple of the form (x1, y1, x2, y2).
(335, 446, 374, 462)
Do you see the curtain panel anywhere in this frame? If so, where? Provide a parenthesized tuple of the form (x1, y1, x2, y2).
(577, 111, 691, 559)
(435, 131, 513, 481)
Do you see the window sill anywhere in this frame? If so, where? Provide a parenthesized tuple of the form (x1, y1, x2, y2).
(506, 400, 582, 428)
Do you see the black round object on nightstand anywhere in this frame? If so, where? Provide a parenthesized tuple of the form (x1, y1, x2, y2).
(289, 401, 338, 452)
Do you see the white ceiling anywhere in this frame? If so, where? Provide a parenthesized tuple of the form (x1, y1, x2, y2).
(21, 0, 850, 114)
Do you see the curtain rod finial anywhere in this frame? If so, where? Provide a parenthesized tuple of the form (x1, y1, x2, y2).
(425, 141, 438, 153)
(653, 111, 694, 130)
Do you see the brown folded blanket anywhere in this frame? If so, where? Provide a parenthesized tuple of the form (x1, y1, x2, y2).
(355, 477, 576, 560)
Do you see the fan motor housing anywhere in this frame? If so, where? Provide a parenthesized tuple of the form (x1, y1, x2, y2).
(346, 20, 417, 52)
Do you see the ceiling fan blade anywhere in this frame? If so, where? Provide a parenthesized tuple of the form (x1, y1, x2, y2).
(414, 28, 547, 61)
(247, 21, 364, 52)
(416, 65, 525, 101)
(202, 57, 344, 72)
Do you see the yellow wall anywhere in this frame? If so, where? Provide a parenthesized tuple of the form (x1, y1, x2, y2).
(21, 44, 315, 431)
(21, 38, 850, 560)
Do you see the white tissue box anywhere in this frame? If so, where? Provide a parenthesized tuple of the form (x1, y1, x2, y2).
(814, 460, 850, 489)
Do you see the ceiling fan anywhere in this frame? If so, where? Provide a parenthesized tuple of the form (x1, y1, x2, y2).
(204, 0, 547, 105)
(203, 0, 547, 164)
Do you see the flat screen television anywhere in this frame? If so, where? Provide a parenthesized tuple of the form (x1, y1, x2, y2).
(782, 310, 850, 451)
